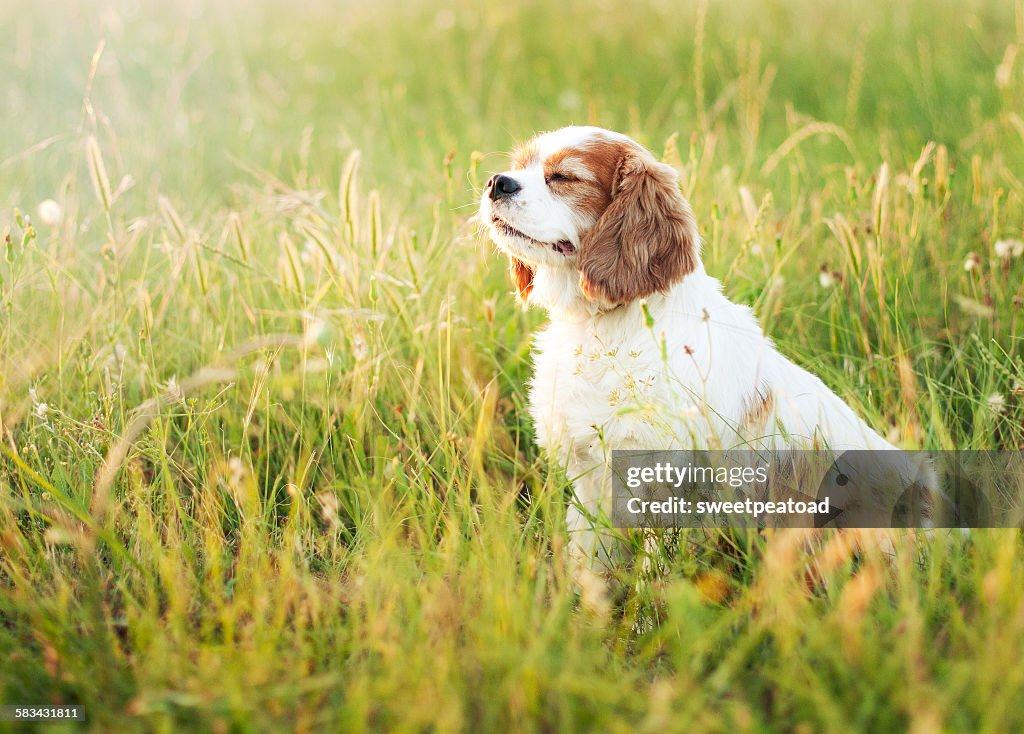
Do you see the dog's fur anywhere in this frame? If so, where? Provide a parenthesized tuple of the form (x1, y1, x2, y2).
(480, 126, 932, 570)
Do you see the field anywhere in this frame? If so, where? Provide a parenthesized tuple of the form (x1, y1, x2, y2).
(2, 0, 1024, 730)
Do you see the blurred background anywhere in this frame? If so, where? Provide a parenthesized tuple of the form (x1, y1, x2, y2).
(4, 0, 1020, 206)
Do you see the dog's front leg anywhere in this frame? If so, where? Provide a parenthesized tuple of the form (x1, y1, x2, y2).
(565, 456, 631, 580)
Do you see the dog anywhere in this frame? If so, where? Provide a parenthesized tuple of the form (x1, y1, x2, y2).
(480, 126, 935, 572)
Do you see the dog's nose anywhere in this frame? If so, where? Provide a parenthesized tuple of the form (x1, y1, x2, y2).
(488, 174, 521, 201)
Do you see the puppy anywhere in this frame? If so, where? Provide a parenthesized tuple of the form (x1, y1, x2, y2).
(480, 126, 933, 571)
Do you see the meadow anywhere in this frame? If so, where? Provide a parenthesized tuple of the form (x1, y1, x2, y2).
(2, 0, 1024, 730)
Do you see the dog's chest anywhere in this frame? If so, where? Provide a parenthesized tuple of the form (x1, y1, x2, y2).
(524, 294, 770, 463)
(527, 317, 677, 459)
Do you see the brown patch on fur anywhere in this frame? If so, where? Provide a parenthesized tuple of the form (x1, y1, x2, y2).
(576, 146, 699, 303)
(562, 140, 636, 221)
(575, 140, 637, 193)
(541, 148, 575, 172)
(540, 148, 613, 221)
(740, 385, 775, 431)
(510, 257, 535, 301)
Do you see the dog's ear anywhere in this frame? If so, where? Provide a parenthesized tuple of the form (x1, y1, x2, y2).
(578, 151, 699, 303)
(509, 257, 535, 301)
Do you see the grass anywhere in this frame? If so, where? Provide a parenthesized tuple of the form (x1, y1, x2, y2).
(2, 0, 1024, 730)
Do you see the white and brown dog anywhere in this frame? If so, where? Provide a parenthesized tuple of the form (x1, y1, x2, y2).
(480, 126, 933, 571)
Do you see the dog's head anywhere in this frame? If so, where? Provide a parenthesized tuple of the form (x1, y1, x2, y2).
(480, 126, 700, 306)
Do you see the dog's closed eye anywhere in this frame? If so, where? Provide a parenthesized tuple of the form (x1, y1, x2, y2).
(545, 172, 576, 184)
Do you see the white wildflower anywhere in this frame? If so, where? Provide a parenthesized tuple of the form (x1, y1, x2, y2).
(37, 199, 63, 227)
(818, 269, 836, 289)
(963, 252, 981, 272)
(994, 239, 1024, 258)
(986, 393, 1006, 414)
(35, 402, 49, 418)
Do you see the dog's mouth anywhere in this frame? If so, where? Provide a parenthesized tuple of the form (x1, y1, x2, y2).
(491, 215, 576, 255)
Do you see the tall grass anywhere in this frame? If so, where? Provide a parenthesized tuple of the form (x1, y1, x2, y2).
(2, 0, 1024, 730)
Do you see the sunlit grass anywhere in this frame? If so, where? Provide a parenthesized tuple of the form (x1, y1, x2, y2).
(2, 0, 1024, 730)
